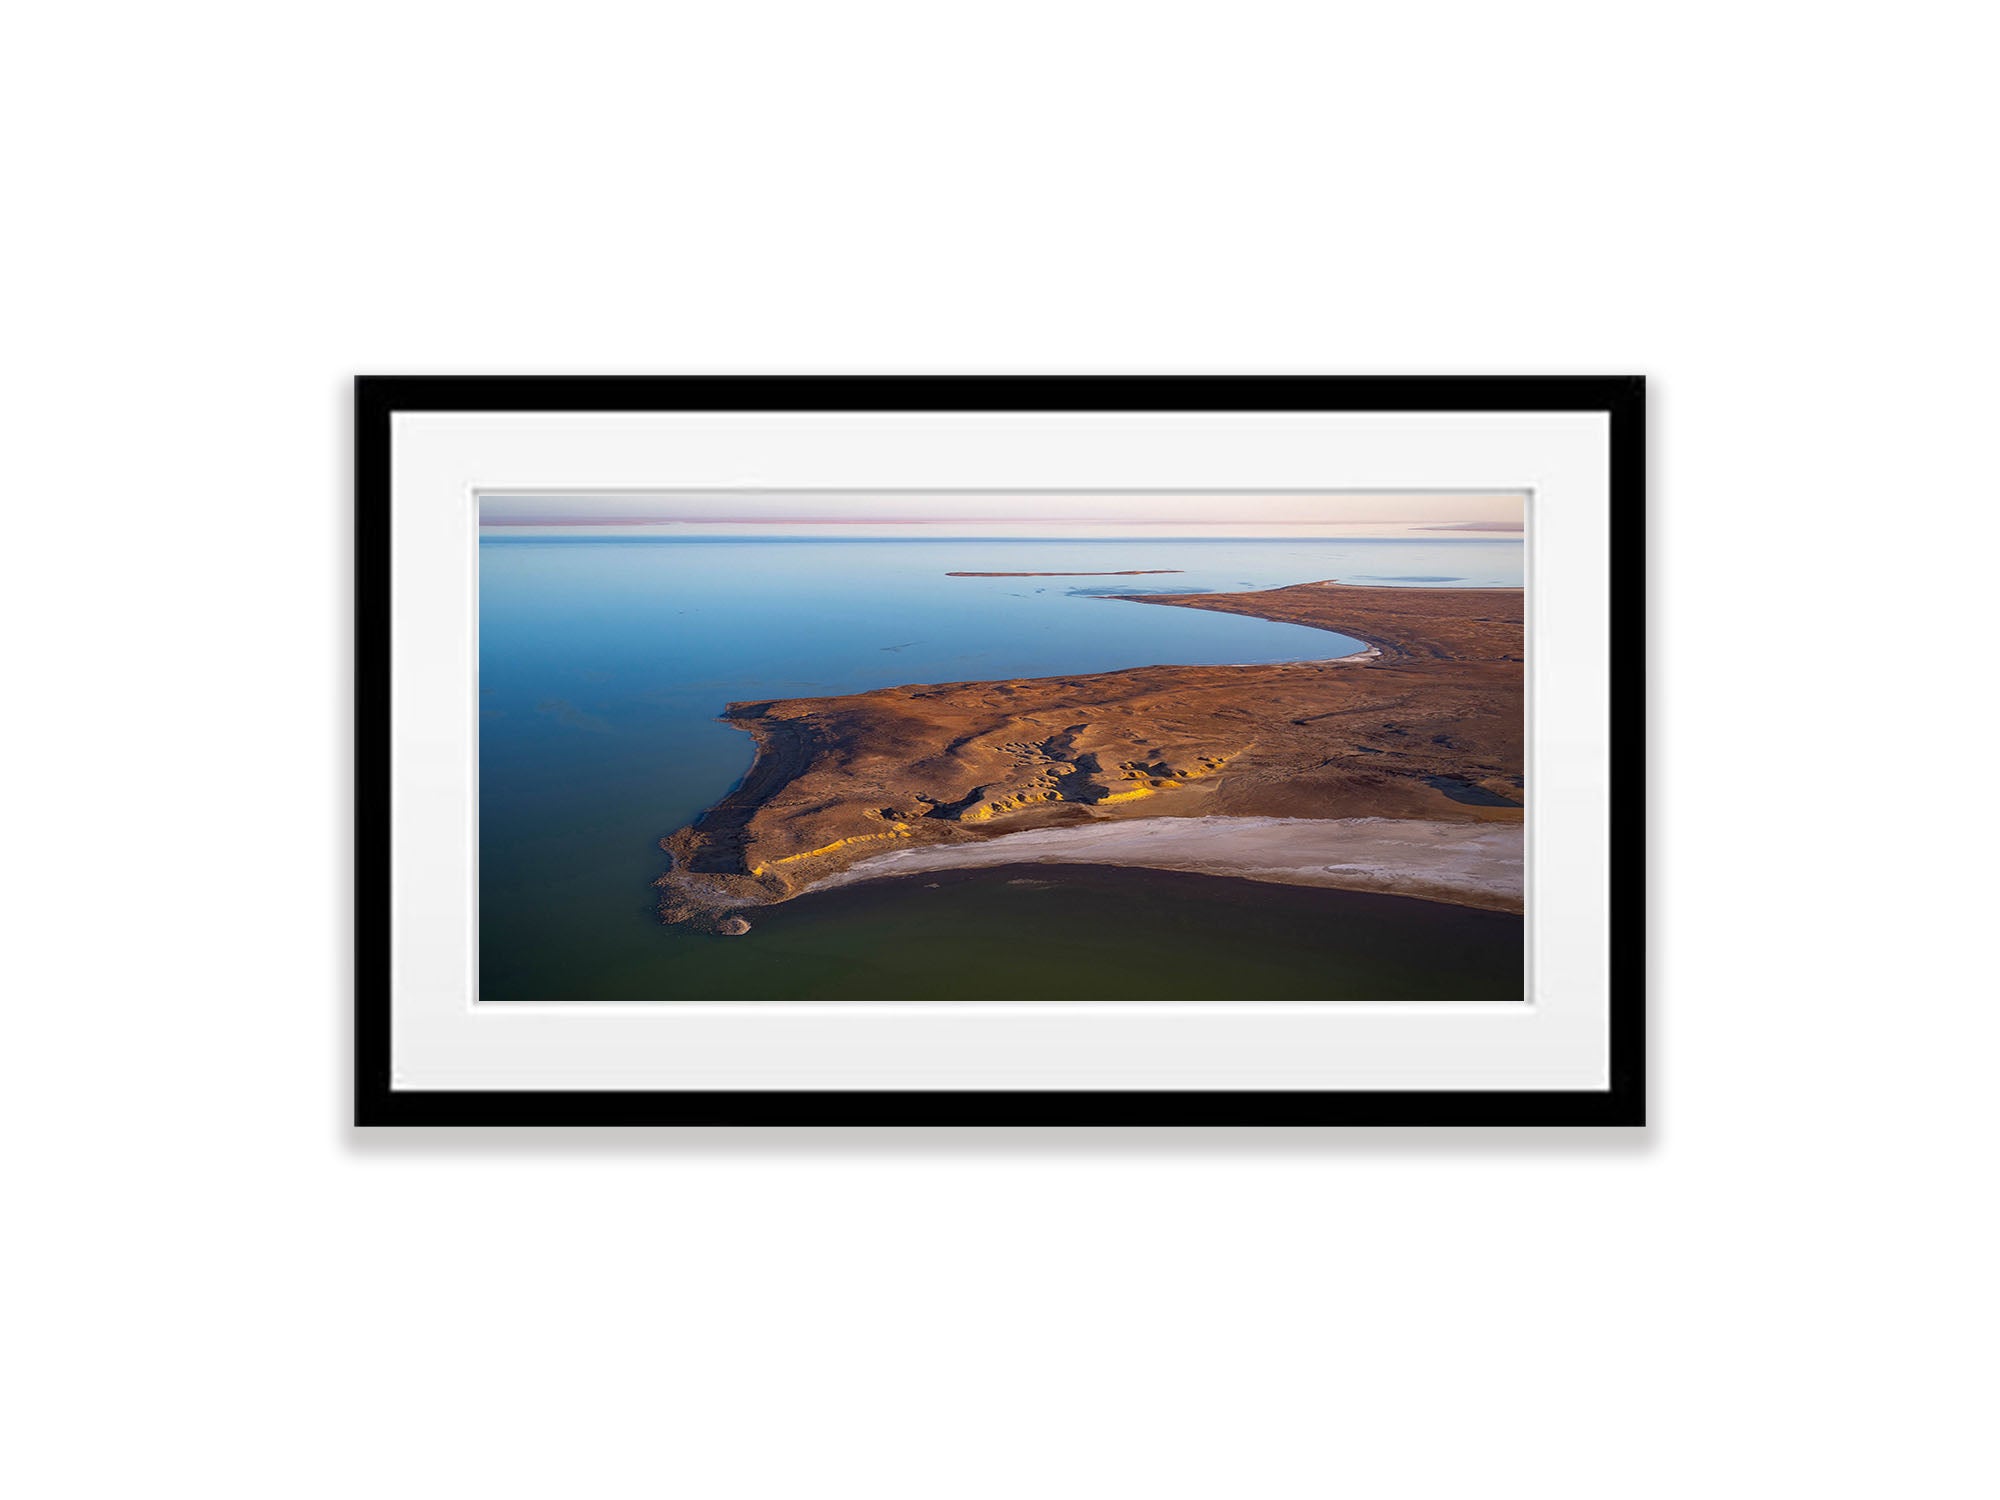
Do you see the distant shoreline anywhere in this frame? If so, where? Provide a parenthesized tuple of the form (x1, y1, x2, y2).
(945, 569, 1184, 577)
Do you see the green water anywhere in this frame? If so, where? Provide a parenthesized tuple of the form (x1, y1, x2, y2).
(597, 866, 1523, 1005)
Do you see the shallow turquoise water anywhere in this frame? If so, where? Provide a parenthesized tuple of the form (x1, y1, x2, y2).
(478, 536, 1524, 1004)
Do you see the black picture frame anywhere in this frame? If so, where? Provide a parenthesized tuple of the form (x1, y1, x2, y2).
(356, 376, 1645, 1127)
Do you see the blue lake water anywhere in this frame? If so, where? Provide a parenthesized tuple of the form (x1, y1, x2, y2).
(478, 537, 1524, 1003)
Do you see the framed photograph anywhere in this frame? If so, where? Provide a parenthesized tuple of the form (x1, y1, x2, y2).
(357, 376, 1643, 1125)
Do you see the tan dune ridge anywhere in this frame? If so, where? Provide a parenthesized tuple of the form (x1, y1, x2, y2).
(654, 579, 1523, 928)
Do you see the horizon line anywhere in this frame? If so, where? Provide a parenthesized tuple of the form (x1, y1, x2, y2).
(478, 518, 1524, 531)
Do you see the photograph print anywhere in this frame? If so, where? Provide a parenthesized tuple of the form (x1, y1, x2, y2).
(478, 487, 1527, 1006)
(360, 377, 1640, 1125)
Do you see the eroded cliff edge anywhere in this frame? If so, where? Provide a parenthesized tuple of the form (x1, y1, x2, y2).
(654, 580, 1524, 927)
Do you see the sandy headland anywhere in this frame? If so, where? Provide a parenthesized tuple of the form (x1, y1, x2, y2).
(655, 579, 1523, 930)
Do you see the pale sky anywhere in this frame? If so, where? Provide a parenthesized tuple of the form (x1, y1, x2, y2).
(478, 490, 1525, 539)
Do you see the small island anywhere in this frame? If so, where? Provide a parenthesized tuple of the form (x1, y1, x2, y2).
(655, 580, 1524, 929)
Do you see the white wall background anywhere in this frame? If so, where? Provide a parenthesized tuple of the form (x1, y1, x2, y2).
(5, 4, 1992, 1496)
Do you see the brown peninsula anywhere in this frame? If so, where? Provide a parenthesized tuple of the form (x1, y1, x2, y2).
(655, 580, 1524, 928)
